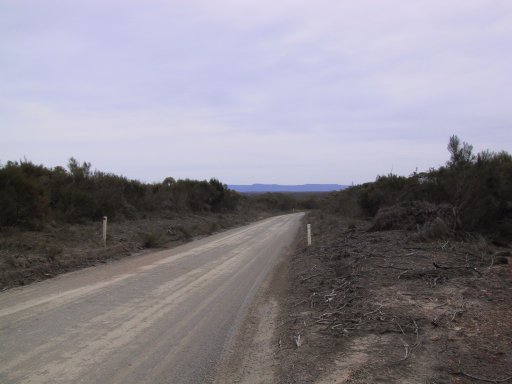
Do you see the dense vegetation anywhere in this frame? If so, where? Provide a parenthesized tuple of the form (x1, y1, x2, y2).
(324, 136, 512, 239)
(3, 135, 509, 239)
(0, 158, 243, 228)
(0, 158, 318, 229)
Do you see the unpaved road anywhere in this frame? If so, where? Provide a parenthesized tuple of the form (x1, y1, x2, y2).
(0, 213, 303, 384)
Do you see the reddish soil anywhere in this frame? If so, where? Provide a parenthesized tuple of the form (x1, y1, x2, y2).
(277, 212, 512, 383)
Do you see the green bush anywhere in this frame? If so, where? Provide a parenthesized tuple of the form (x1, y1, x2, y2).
(141, 232, 164, 248)
(0, 161, 49, 227)
(0, 158, 242, 228)
(323, 136, 512, 239)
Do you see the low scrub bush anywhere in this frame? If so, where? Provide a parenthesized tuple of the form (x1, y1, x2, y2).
(0, 159, 242, 229)
(416, 217, 451, 241)
(141, 232, 164, 248)
(323, 136, 512, 240)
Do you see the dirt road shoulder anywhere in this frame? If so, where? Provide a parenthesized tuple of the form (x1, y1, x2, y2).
(213, 240, 297, 383)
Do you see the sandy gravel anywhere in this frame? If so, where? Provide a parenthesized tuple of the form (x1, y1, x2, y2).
(0, 213, 303, 384)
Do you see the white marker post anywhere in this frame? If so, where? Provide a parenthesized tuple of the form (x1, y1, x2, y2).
(307, 224, 312, 246)
(102, 216, 108, 248)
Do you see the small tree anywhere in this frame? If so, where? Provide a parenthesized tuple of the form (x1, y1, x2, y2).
(68, 158, 92, 182)
(0, 162, 49, 227)
(447, 135, 474, 167)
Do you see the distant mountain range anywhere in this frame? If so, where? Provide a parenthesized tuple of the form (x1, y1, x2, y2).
(228, 184, 348, 193)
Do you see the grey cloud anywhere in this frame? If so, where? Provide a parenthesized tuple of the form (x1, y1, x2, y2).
(1, 0, 511, 183)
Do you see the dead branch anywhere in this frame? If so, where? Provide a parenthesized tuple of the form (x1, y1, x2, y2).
(315, 311, 342, 320)
(433, 262, 482, 276)
(331, 322, 358, 329)
(453, 368, 512, 383)
(301, 273, 321, 282)
(298, 265, 318, 276)
(410, 318, 421, 351)
(375, 265, 409, 271)
(397, 270, 410, 279)
(412, 318, 418, 337)
(292, 299, 308, 307)
(399, 340, 410, 361)
(394, 319, 406, 335)
(277, 316, 301, 328)
(363, 304, 383, 317)
(487, 253, 496, 273)
(294, 334, 303, 348)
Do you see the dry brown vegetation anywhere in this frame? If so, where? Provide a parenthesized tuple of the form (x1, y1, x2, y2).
(277, 136, 512, 383)
(0, 212, 273, 290)
(277, 210, 512, 383)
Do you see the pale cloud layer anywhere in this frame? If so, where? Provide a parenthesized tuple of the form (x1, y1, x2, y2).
(1, 0, 511, 184)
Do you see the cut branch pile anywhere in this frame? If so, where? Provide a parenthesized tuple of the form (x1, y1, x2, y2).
(277, 212, 512, 383)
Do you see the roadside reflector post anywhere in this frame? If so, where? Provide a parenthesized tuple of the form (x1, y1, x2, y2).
(307, 224, 312, 246)
(102, 216, 108, 248)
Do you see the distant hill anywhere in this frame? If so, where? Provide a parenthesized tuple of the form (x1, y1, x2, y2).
(228, 184, 348, 193)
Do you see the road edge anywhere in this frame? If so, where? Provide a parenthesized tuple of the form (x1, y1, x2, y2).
(213, 215, 305, 383)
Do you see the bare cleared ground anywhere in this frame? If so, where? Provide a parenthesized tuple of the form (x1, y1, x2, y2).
(276, 212, 512, 383)
(0, 211, 271, 289)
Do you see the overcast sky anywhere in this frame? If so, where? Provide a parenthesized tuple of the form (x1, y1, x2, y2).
(1, 0, 511, 184)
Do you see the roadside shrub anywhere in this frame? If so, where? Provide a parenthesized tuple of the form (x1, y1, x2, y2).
(322, 188, 362, 217)
(0, 158, 242, 228)
(359, 174, 420, 217)
(0, 161, 49, 227)
(141, 232, 164, 248)
(369, 201, 452, 232)
(417, 217, 450, 241)
(325, 136, 512, 240)
(208, 222, 220, 234)
(175, 225, 192, 240)
(252, 193, 296, 211)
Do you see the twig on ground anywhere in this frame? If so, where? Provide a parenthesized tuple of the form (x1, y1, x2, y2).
(292, 299, 308, 308)
(398, 270, 410, 279)
(298, 265, 318, 276)
(400, 341, 410, 361)
(453, 366, 512, 383)
(277, 316, 300, 328)
(294, 334, 303, 348)
(410, 318, 421, 351)
(375, 265, 409, 271)
(394, 319, 406, 335)
(412, 318, 419, 337)
(487, 254, 495, 272)
(363, 304, 383, 317)
(433, 262, 483, 276)
(301, 273, 321, 282)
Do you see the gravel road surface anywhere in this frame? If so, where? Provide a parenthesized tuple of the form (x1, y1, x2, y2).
(0, 213, 303, 384)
